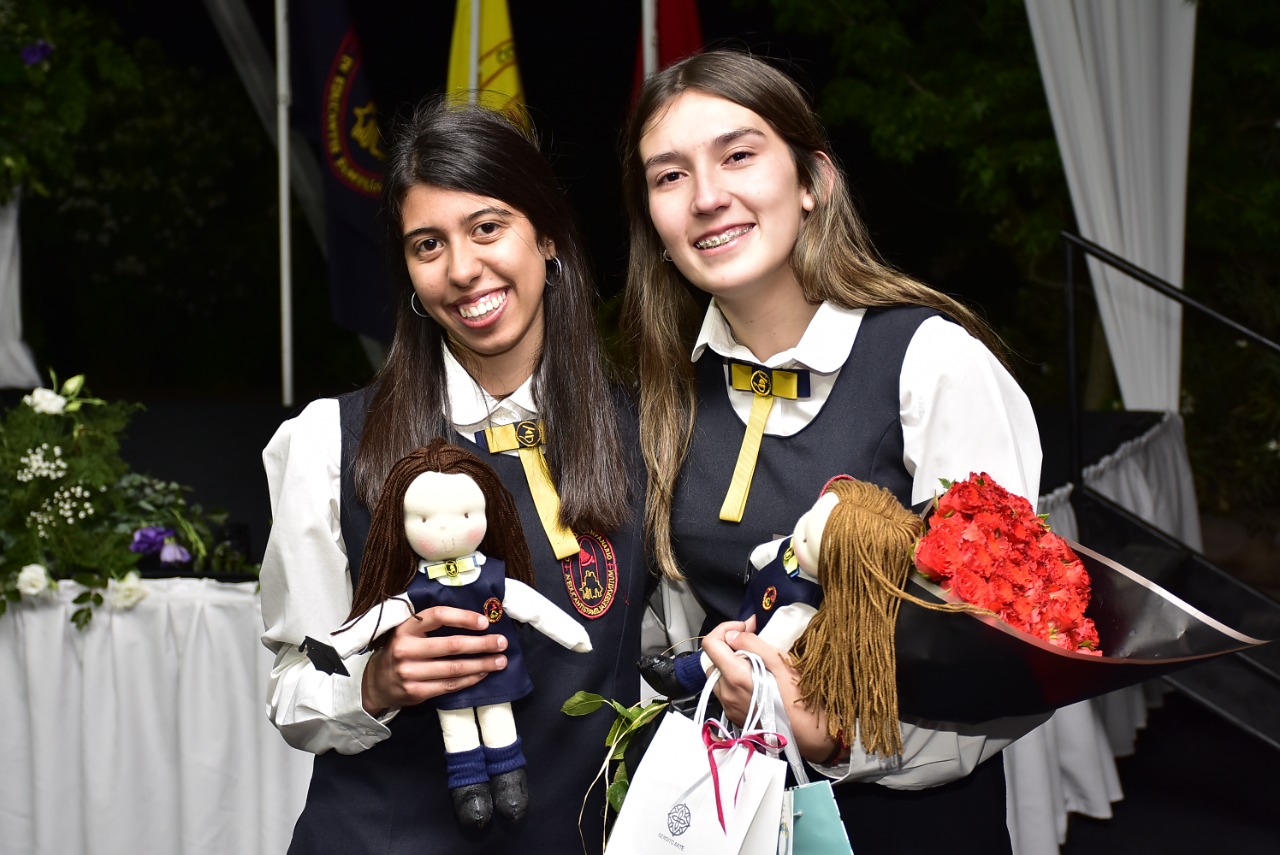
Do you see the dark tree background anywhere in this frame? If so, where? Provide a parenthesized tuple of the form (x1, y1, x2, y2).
(15, 1, 1280, 563)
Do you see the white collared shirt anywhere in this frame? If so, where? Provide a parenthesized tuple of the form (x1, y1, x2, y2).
(693, 299, 1042, 508)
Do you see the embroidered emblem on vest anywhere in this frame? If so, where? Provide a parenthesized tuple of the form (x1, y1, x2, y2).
(561, 531, 618, 619)
(762, 585, 778, 612)
(483, 597, 503, 623)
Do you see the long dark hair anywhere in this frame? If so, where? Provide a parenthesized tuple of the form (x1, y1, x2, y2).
(354, 97, 628, 533)
(619, 50, 1007, 579)
(348, 439, 535, 621)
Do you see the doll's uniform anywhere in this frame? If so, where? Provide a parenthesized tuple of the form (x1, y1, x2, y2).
(669, 301, 1043, 855)
(736, 535, 821, 627)
(260, 348, 650, 855)
(402, 555, 534, 710)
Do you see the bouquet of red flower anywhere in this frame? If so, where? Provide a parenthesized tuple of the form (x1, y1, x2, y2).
(913, 473, 1102, 656)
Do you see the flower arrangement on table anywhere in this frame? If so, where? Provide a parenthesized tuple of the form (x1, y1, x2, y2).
(1, 374, 257, 628)
(913, 472, 1102, 656)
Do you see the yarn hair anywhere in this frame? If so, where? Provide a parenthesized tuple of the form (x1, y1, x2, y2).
(346, 438, 536, 623)
(790, 478, 986, 759)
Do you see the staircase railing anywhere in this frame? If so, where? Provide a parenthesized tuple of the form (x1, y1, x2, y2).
(1061, 231, 1280, 492)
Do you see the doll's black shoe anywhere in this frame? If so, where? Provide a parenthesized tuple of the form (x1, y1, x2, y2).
(637, 651, 698, 699)
(450, 782, 493, 830)
(490, 768, 529, 824)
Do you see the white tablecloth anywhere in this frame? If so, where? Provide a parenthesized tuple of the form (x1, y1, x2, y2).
(0, 413, 1199, 855)
(0, 578, 311, 855)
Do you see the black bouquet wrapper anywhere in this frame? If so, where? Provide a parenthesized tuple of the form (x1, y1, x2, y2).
(893, 541, 1279, 723)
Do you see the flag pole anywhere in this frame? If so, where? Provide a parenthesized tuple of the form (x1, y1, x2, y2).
(274, 0, 294, 407)
(469, 0, 481, 103)
(642, 0, 657, 76)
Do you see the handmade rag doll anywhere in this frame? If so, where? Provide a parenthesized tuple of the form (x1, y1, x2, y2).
(640, 476, 972, 758)
(325, 438, 592, 829)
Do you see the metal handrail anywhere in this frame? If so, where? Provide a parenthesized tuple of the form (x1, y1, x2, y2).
(1060, 231, 1280, 494)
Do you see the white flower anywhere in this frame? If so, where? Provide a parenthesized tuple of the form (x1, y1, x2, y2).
(17, 563, 52, 597)
(22, 387, 67, 415)
(108, 571, 148, 610)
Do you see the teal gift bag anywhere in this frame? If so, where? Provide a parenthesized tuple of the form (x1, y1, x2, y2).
(786, 780, 853, 854)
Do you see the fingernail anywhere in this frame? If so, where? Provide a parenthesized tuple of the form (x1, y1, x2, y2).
(494, 655, 507, 669)
(495, 636, 507, 651)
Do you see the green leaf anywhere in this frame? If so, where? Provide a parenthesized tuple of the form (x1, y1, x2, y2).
(71, 607, 92, 630)
(605, 779, 629, 813)
(561, 691, 605, 716)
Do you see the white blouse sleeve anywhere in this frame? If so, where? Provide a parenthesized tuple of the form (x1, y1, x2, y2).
(813, 316, 1048, 789)
(900, 316, 1043, 510)
(259, 398, 396, 755)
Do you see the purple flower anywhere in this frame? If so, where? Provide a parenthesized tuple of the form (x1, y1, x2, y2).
(21, 39, 54, 67)
(130, 526, 173, 555)
(160, 539, 191, 565)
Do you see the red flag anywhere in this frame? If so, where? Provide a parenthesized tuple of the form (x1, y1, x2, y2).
(631, 0, 704, 106)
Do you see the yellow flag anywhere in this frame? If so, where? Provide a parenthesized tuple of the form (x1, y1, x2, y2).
(447, 0, 528, 124)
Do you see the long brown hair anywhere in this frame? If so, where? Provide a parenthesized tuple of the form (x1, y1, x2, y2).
(354, 97, 628, 533)
(347, 438, 535, 621)
(619, 50, 1007, 580)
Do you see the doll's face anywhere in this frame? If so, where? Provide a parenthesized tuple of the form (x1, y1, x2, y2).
(403, 472, 487, 561)
(791, 491, 839, 584)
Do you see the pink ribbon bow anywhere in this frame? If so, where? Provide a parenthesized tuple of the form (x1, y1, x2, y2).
(701, 719, 788, 832)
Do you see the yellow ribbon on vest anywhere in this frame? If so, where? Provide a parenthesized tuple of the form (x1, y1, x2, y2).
(484, 420, 580, 560)
(423, 555, 478, 580)
(719, 364, 807, 523)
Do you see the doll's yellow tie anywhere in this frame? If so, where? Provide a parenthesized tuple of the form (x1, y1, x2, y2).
(423, 554, 478, 579)
(482, 420, 580, 560)
(719, 361, 811, 523)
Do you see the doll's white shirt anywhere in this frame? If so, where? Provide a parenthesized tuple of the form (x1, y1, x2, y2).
(691, 300, 1042, 510)
(259, 353, 538, 756)
(689, 300, 1049, 788)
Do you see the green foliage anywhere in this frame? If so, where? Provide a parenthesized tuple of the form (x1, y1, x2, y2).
(562, 691, 668, 815)
(0, 374, 258, 627)
(751, 0, 1280, 523)
(0, 0, 141, 202)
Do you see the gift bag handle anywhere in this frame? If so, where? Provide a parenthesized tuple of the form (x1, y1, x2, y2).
(698, 651, 810, 785)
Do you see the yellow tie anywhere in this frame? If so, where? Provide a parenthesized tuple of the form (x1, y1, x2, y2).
(719, 361, 811, 523)
(482, 420, 581, 560)
(423, 555, 478, 580)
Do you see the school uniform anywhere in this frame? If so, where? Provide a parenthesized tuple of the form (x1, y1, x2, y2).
(260, 349, 650, 854)
(669, 300, 1043, 854)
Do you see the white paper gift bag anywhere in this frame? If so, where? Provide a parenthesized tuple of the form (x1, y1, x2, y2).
(605, 653, 789, 855)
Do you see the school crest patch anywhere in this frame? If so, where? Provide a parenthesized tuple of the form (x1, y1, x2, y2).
(561, 531, 618, 619)
(484, 597, 504, 623)
(762, 585, 779, 613)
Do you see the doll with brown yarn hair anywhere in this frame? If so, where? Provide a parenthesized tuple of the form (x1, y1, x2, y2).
(641, 475, 981, 759)
(329, 438, 592, 831)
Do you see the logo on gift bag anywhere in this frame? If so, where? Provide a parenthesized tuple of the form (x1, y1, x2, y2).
(666, 802, 691, 836)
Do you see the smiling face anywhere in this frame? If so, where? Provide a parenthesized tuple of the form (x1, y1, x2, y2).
(403, 471, 487, 562)
(639, 91, 816, 309)
(400, 185, 550, 388)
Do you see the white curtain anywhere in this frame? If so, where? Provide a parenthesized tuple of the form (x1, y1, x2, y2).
(1024, 0, 1197, 412)
(0, 197, 42, 390)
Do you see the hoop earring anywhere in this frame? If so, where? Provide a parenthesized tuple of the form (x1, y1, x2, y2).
(661, 249, 672, 262)
(545, 255, 563, 287)
(409, 292, 430, 318)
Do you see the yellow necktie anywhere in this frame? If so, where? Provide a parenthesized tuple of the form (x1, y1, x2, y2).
(719, 361, 811, 523)
(422, 554, 478, 580)
(482, 420, 580, 560)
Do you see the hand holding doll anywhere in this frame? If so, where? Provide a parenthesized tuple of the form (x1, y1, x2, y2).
(326, 439, 591, 830)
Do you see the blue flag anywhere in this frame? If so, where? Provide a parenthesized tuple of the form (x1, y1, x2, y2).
(291, 0, 393, 344)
